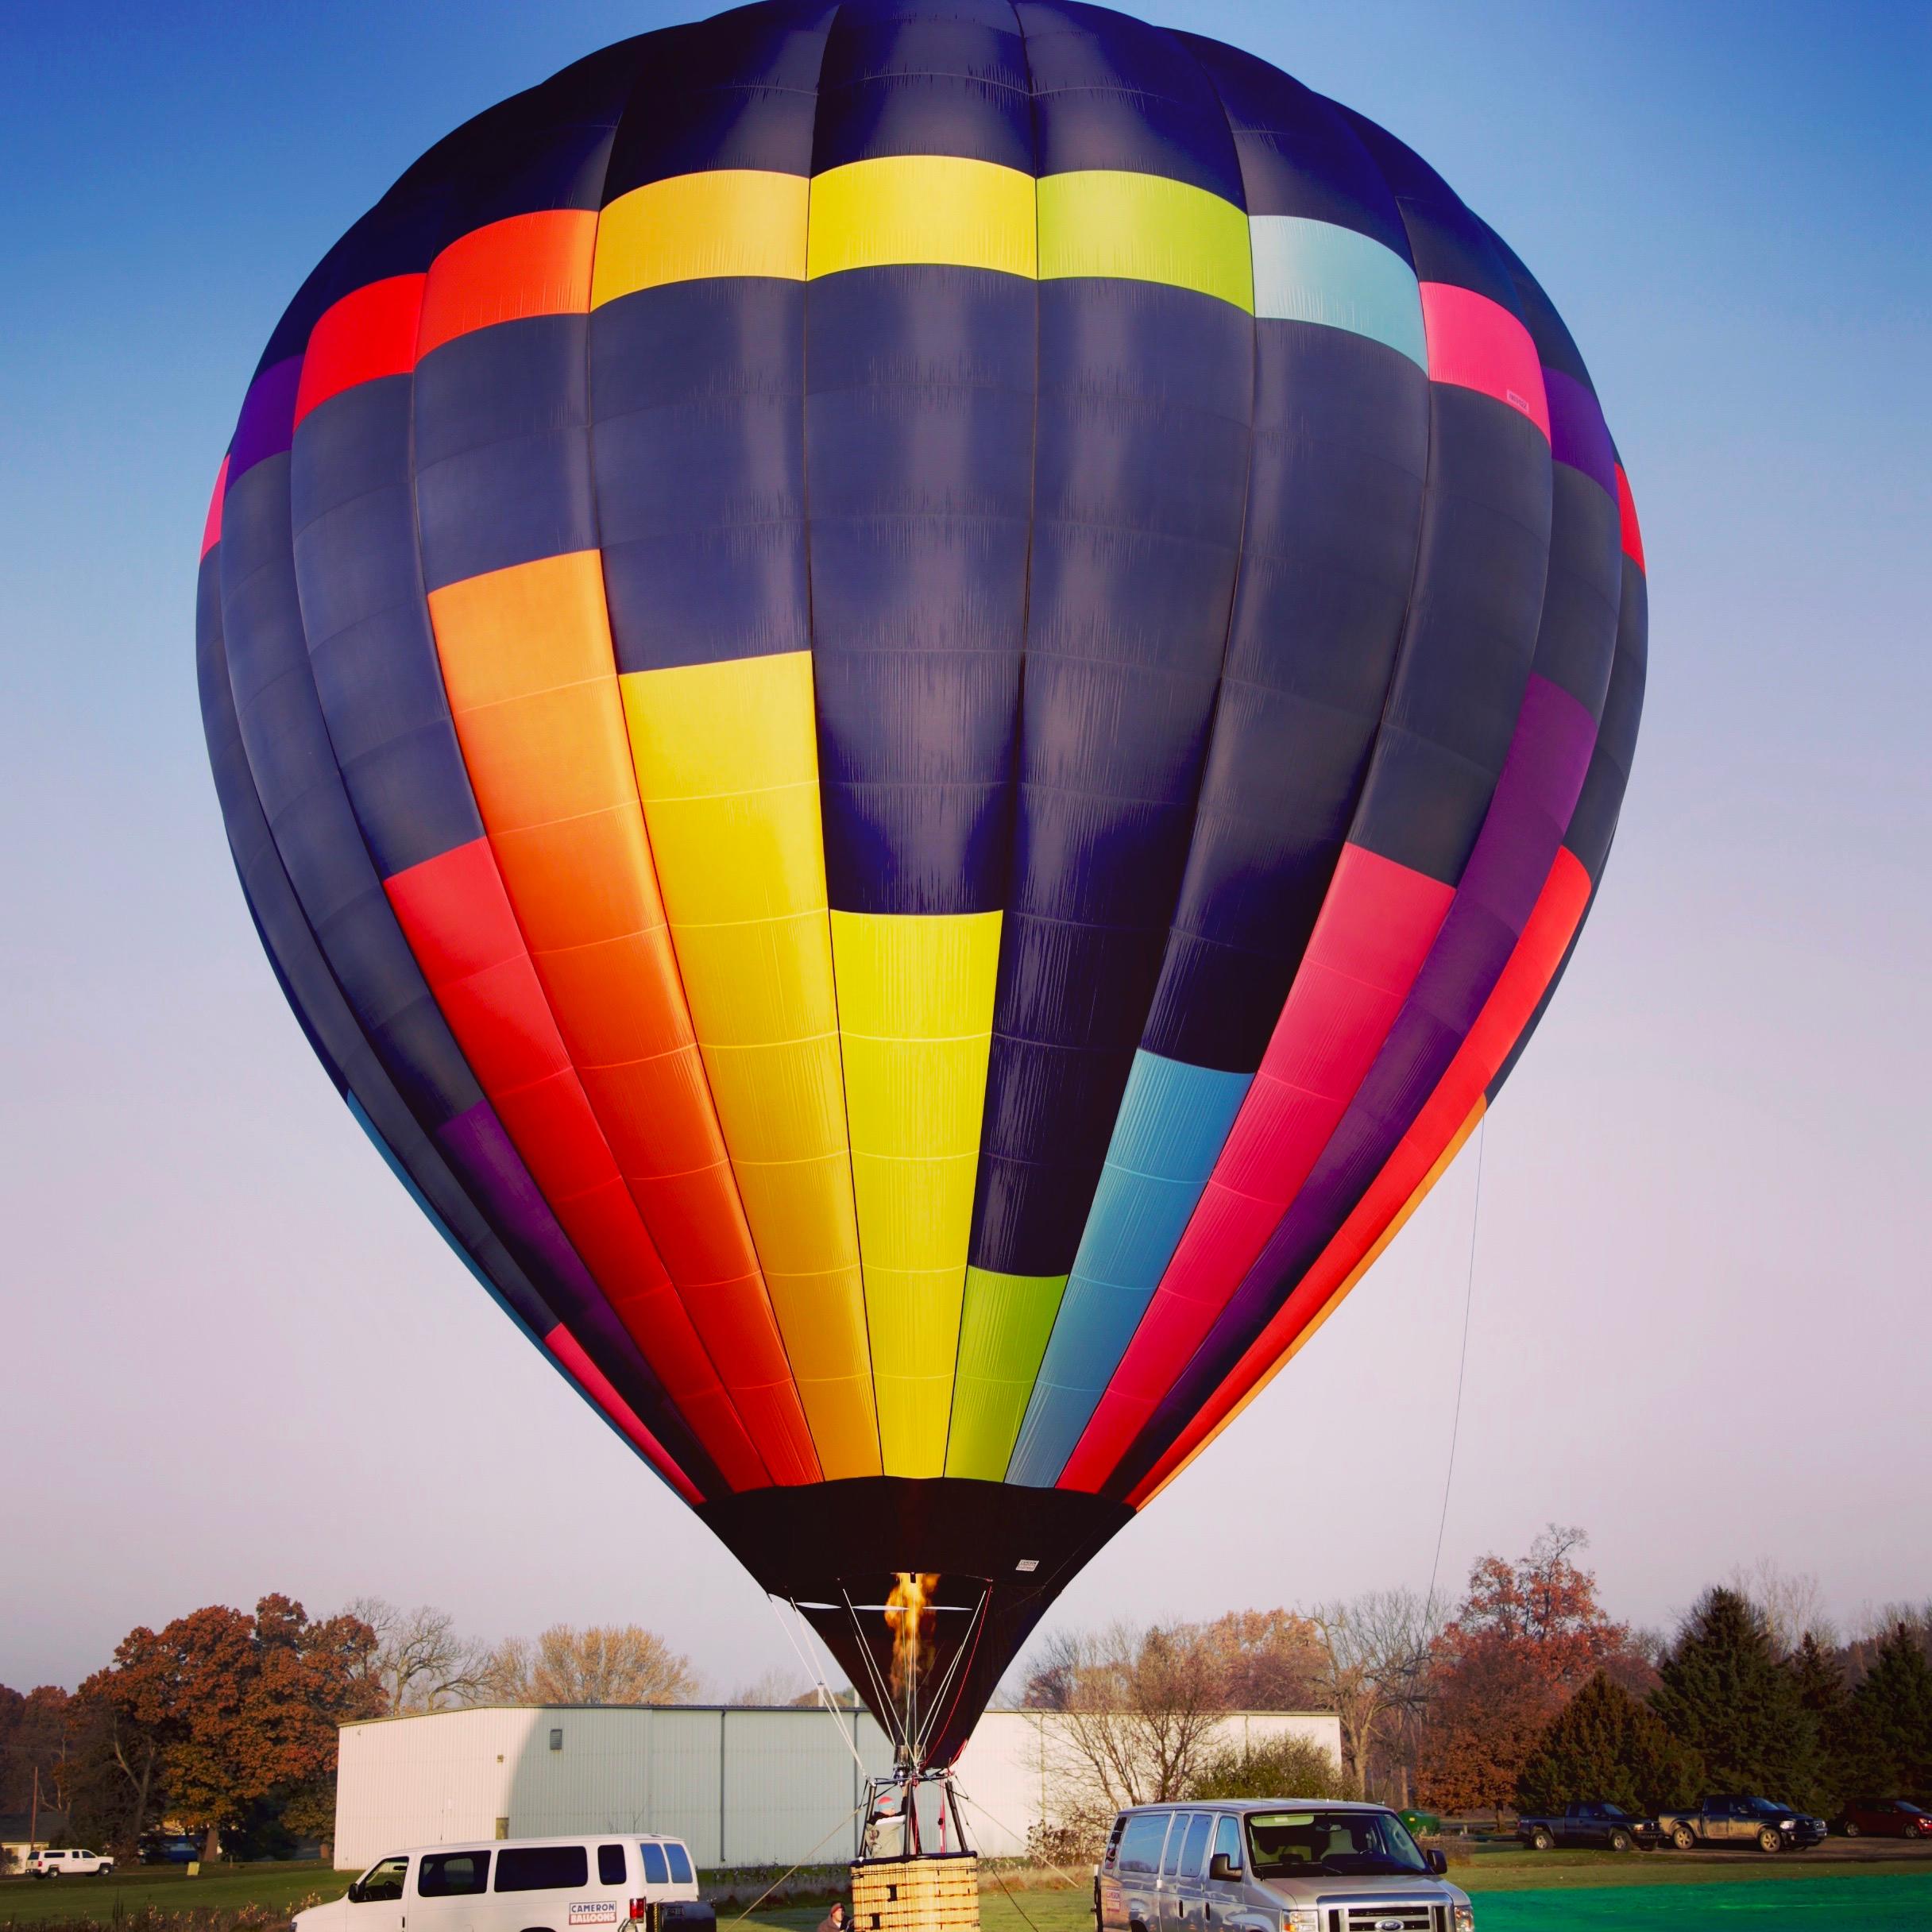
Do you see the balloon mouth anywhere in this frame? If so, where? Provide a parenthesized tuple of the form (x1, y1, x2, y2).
(699, 1476, 1132, 1768)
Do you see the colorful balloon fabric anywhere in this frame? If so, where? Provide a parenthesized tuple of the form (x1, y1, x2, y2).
(199, 0, 1645, 1764)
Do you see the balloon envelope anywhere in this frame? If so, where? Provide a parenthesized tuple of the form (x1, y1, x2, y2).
(199, 0, 1646, 1766)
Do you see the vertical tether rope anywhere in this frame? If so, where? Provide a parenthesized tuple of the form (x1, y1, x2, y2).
(1426, 1115, 1486, 1611)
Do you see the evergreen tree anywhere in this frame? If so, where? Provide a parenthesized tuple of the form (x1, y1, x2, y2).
(1651, 1587, 1823, 1806)
(1516, 1671, 1702, 1814)
(1787, 1632, 1852, 1806)
(1844, 1625, 1932, 1798)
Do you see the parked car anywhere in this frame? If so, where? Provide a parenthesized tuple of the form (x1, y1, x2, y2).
(1095, 1797, 1473, 1932)
(1516, 1802, 1661, 1852)
(1833, 1799, 1932, 1839)
(138, 1834, 199, 1865)
(293, 1836, 713, 1932)
(1653, 1795, 1827, 1853)
(27, 1849, 116, 1877)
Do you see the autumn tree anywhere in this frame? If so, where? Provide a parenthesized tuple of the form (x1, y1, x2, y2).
(0, 1684, 74, 1816)
(1514, 1671, 1701, 1814)
(1417, 1526, 1635, 1811)
(73, 1596, 379, 1860)
(1196, 1609, 1328, 1711)
(1651, 1586, 1822, 1807)
(487, 1625, 697, 1706)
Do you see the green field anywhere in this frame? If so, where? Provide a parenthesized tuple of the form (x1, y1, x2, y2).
(1474, 1876, 1932, 1929)
(1450, 1844, 1932, 1891)
(737, 1860, 1932, 1932)
(4, 1854, 1928, 1932)
(0, 1861, 350, 1927)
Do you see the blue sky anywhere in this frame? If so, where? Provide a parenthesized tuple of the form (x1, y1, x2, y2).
(3, 1, 1928, 1696)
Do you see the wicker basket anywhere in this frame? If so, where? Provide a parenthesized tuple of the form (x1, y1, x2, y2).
(850, 1854, 980, 1932)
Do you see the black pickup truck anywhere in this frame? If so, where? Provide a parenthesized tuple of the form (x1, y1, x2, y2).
(1654, 1795, 1828, 1853)
(1517, 1802, 1661, 1852)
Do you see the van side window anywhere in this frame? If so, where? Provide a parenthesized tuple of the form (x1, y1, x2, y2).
(639, 1844, 669, 1886)
(1103, 1816, 1126, 1869)
(1180, 1814, 1212, 1878)
(357, 1857, 410, 1903)
(496, 1846, 589, 1891)
(598, 1847, 627, 1886)
(419, 1853, 490, 1897)
(1118, 1813, 1167, 1874)
(1211, 1816, 1242, 1876)
(665, 1844, 693, 1885)
(1161, 1814, 1192, 1877)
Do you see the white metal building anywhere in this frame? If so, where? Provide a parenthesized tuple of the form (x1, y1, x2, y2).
(333, 1706, 1341, 1871)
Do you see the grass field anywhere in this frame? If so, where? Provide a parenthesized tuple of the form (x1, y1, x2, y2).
(4, 1851, 1928, 1932)
(737, 1860, 1932, 1932)
(0, 1862, 349, 1927)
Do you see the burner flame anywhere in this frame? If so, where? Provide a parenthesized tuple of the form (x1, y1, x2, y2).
(884, 1571, 940, 1700)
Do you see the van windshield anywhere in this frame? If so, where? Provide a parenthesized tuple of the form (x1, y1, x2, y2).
(1246, 1811, 1429, 1878)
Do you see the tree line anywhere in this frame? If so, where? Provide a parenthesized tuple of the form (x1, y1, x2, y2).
(6, 1538, 1926, 1863)
(1, 1599, 714, 1862)
(1014, 1528, 1932, 1836)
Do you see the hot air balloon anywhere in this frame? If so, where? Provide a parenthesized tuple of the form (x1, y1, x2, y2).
(198, 0, 1645, 1777)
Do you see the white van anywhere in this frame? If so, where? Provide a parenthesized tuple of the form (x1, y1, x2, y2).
(296, 1837, 709, 1932)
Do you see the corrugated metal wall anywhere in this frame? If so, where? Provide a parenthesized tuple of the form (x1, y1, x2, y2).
(334, 1707, 1343, 1872)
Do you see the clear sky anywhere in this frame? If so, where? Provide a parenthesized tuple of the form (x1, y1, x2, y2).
(3, 1, 1927, 1698)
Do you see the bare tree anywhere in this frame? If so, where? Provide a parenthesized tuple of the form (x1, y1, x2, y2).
(350, 1600, 495, 1713)
(1040, 1621, 1232, 1809)
(728, 1666, 808, 1707)
(490, 1625, 697, 1706)
(1018, 1627, 1086, 1711)
(1729, 1560, 1834, 1659)
(1307, 1590, 1442, 1798)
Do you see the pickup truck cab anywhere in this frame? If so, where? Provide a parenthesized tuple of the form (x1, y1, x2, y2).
(1516, 1803, 1659, 1853)
(295, 1836, 713, 1932)
(1095, 1798, 1472, 1932)
(27, 1849, 115, 1877)
(1654, 1795, 1827, 1853)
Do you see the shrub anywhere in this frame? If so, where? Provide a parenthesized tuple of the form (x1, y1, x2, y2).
(1185, 1733, 1350, 1803)
(1026, 1800, 1115, 1872)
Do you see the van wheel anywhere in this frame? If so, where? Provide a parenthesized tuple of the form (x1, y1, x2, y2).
(1529, 1829, 1554, 1851)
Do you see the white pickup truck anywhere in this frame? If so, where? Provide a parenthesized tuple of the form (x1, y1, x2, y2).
(27, 1848, 116, 1877)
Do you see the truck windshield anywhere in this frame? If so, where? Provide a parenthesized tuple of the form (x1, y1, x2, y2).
(1744, 1799, 1787, 1817)
(1246, 1811, 1429, 1878)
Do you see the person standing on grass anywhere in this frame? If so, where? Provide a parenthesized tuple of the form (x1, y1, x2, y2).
(817, 1902, 849, 1932)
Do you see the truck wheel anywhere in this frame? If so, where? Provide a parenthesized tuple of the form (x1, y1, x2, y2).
(1756, 1827, 1782, 1854)
(1672, 1826, 1696, 1851)
(1608, 1830, 1633, 1853)
(1530, 1829, 1554, 1851)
